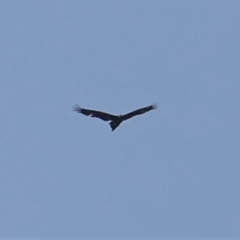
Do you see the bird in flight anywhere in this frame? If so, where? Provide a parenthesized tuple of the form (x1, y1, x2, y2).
(73, 103, 157, 131)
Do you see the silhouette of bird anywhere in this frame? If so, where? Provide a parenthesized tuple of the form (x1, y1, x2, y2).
(73, 103, 157, 131)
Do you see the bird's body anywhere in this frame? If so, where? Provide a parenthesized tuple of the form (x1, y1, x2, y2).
(73, 104, 157, 131)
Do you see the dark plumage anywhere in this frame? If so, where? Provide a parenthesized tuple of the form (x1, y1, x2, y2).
(73, 104, 157, 131)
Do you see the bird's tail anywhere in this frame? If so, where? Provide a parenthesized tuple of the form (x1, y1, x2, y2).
(110, 121, 121, 131)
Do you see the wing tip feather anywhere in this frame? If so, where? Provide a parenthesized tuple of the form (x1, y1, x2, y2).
(72, 104, 82, 113)
(151, 103, 158, 110)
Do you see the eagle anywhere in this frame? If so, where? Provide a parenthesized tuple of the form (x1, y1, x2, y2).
(73, 103, 157, 131)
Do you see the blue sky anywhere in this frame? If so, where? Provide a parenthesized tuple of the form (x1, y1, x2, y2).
(1, 0, 240, 239)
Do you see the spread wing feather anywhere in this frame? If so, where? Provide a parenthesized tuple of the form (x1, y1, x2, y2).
(72, 104, 117, 121)
(121, 104, 157, 121)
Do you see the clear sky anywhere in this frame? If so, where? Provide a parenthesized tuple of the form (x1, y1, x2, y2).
(1, 0, 240, 239)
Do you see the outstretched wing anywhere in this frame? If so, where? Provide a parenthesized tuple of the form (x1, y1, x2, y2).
(121, 104, 157, 121)
(72, 104, 117, 121)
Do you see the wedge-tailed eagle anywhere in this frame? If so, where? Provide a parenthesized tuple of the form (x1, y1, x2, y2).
(73, 103, 157, 131)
